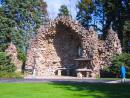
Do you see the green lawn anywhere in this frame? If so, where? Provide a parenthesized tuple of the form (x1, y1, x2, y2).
(0, 83, 130, 98)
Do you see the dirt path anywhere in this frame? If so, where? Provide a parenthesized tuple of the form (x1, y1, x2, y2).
(0, 77, 130, 84)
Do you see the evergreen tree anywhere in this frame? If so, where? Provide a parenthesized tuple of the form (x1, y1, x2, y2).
(0, 7, 15, 51)
(76, 0, 130, 43)
(103, 0, 129, 42)
(1, 0, 47, 51)
(58, 5, 69, 16)
(76, 0, 95, 29)
(0, 52, 16, 73)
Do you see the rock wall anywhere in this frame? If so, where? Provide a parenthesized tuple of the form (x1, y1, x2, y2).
(98, 29, 122, 69)
(5, 43, 22, 72)
(25, 16, 122, 77)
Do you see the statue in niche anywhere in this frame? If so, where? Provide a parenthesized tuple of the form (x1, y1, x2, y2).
(78, 46, 83, 57)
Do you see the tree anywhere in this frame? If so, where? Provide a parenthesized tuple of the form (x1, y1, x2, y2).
(58, 5, 69, 16)
(92, 0, 105, 33)
(1, 0, 47, 51)
(76, 0, 95, 29)
(103, 0, 129, 42)
(0, 0, 48, 72)
(0, 52, 16, 73)
(76, 0, 130, 42)
(103, 53, 130, 77)
(0, 7, 15, 51)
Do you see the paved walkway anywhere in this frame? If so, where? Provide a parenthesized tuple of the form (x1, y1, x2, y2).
(0, 76, 130, 84)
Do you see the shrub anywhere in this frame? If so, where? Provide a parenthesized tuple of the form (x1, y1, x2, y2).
(0, 43, 8, 52)
(103, 53, 130, 77)
(0, 72, 23, 79)
(17, 48, 26, 63)
(0, 52, 23, 78)
(0, 52, 16, 73)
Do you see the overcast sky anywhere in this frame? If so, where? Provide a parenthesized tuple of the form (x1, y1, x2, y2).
(44, 0, 78, 19)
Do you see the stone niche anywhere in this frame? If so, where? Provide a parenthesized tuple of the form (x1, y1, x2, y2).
(25, 16, 122, 78)
(53, 23, 81, 68)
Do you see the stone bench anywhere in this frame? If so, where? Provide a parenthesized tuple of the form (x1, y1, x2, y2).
(57, 67, 71, 76)
(76, 69, 92, 78)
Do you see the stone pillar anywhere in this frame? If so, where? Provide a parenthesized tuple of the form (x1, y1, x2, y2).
(86, 71, 90, 78)
(58, 70, 62, 76)
(77, 72, 82, 78)
(33, 68, 36, 77)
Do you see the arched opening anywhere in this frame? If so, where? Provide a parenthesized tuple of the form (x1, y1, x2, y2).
(53, 22, 82, 76)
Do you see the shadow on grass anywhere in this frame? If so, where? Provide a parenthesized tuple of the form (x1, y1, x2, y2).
(49, 81, 130, 98)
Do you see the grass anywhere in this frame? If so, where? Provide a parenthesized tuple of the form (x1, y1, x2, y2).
(0, 82, 130, 98)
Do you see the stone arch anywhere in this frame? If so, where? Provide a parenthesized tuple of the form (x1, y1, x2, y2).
(25, 16, 122, 78)
(25, 16, 91, 76)
(53, 22, 83, 68)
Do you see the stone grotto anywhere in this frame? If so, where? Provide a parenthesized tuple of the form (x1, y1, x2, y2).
(25, 16, 122, 78)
